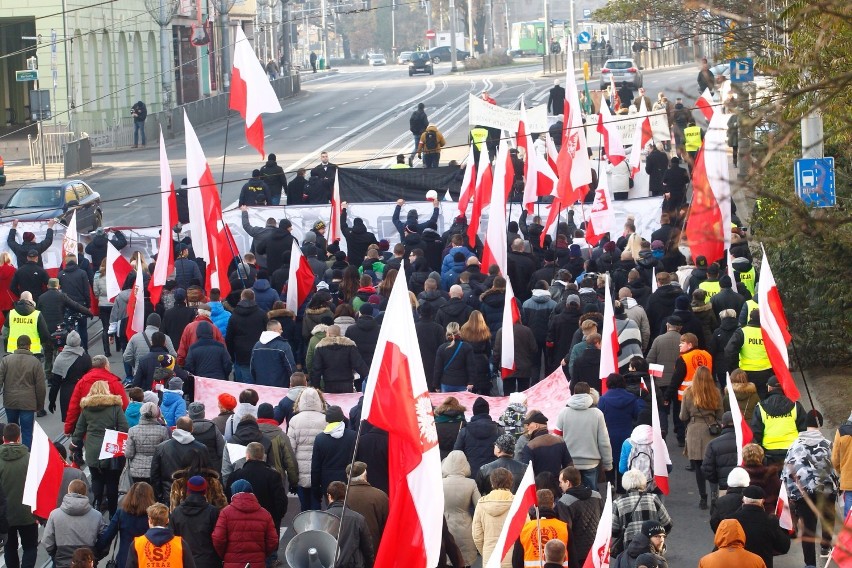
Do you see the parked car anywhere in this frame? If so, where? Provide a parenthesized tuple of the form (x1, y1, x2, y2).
(368, 53, 387, 66)
(600, 58, 643, 89)
(397, 51, 414, 64)
(427, 46, 469, 64)
(0, 155, 5, 187)
(408, 51, 434, 76)
(0, 179, 102, 231)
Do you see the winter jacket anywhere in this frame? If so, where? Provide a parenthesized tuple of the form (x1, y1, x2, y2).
(711, 287, 745, 318)
(612, 532, 667, 568)
(710, 317, 741, 382)
(257, 420, 299, 488)
(476, 456, 527, 495)
(645, 284, 682, 340)
(751, 392, 807, 459)
(64, 369, 129, 438)
(434, 340, 477, 389)
(436, 297, 475, 329)
(57, 262, 91, 306)
(325, 501, 376, 568)
(832, 420, 852, 491)
(598, 388, 644, 458)
(250, 279, 278, 312)
(176, 316, 225, 365)
(225, 459, 288, 528)
(150, 430, 209, 502)
(72, 393, 129, 469)
(615, 315, 643, 368)
(311, 335, 369, 393)
(226, 299, 267, 364)
(192, 419, 226, 474)
(0, 348, 46, 411)
(353, 422, 389, 494)
(185, 321, 233, 380)
(435, 410, 466, 461)
(0, 443, 35, 527)
(287, 388, 327, 487)
(494, 323, 538, 380)
(646, 330, 681, 387)
(222, 420, 272, 481)
(556, 485, 604, 564)
(160, 302, 198, 347)
(125, 527, 196, 568)
(453, 414, 505, 476)
(570, 345, 602, 390)
(518, 427, 574, 478)
(442, 452, 481, 565)
(11, 261, 50, 300)
(173, 257, 202, 290)
(273, 385, 304, 426)
(699, 519, 766, 568)
(522, 290, 556, 346)
(611, 492, 673, 556)
(36, 288, 92, 332)
(679, 391, 724, 462)
(96, 509, 149, 568)
(555, 394, 613, 470)
(781, 429, 839, 501)
(723, 381, 760, 421)
(701, 427, 740, 487)
(710, 487, 745, 532)
(730, 504, 791, 568)
(302, 306, 334, 342)
(132, 346, 175, 391)
(208, 301, 231, 335)
(249, 331, 295, 387)
(160, 389, 187, 428)
(42, 492, 107, 568)
(345, 479, 388, 553)
(126, 416, 171, 479)
(472, 489, 514, 568)
(124, 325, 177, 373)
(340, 209, 379, 266)
(345, 315, 381, 368)
(311, 421, 357, 499)
(546, 306, 582, 365)
(478, 289, 505, 335)
(507, 251, 538, 302)
(691, 301, 718, 348)
(170, 492, 222, 568)
(212, 492, 278, 568)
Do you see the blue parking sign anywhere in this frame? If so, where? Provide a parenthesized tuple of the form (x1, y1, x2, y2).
(729, 58, 754, 82)
(577, 31, 591, 44)
(795, 157, 836, 208)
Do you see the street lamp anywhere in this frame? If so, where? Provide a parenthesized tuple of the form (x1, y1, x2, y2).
(143, 0, 180, 111)
(212, 0, 238, 91)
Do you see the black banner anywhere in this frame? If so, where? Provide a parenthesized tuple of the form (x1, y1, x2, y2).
(338, 166, 463, 203)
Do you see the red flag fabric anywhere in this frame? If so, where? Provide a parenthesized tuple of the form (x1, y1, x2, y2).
(467, 157, 493, 248)
(583, 482, 614, 568)
(228, 27, 282, 157)
(628, 99, 653, 177)
(22, 422, 66, 520)
(584, 175, 616, 247)
(500, 280, 520, 378)
(149, 128, 178, 306)
(758, 246, 799, 401)
(696, 88, 715, 121)
(597, 101, 626, 166)
(517, 99, 542, 214)
(555, 45, 593, 205)
(775, 482, 794, 531)
(485, 463, 537, 568)
(482, 141, 510, 274)
(649, 378, 671, 495)
(725, 373, 753, 465)
(362, 270, 444, 568)
(105, 241, 132, 302)
(286, 240, 315, 312)
(599, 275, 618, 393)
(457, 146, 477, 216)
(828, 510, 852, 566)
(125, 264, 144, 341)
(328, 171, 343, 244)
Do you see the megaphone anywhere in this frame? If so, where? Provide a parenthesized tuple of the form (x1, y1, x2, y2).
(285, 530, 338, 568)
(292, 510, 341, 535)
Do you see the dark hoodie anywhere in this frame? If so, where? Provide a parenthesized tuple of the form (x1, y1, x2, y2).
(225, 300, 268, 364)
(259, 158, 286, 202)
(185, 321, 232, 379)
(170, 492, 221, 568)
(452, 414, 504, 475)
(251, 279, 279, 312)
(345, 315, 380, 368)
(435, 297, 474, 329)
(256, 225, 295, 274)
(126, 527, 195, 568)
(646, 284, 683, 340)
(392, 205, 440, 240)
(612, 532, 665, 568)
(407, 258, 431, 295)
(478, 289, 505, 335)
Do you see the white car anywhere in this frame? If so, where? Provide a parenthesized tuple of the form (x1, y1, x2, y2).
(368, 53, 387, 66)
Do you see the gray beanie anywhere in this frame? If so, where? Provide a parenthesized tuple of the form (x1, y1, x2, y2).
(188, 402, 205, 420)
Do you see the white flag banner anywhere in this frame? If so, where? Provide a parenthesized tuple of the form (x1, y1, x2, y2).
(99, 429, 128, 459)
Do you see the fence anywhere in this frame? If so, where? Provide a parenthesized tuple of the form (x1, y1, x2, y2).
(543, 46, 694, 77)
(72, 115, 135, 149)
(28, 130, 76, 166)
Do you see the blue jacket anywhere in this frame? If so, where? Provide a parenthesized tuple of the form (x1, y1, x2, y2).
(173, 257, 202, 290)
(441, 247, 475, 275)
(597, 388, 645, 454)
(96, 509, 149, 568)
(209, 301, 231, 336)
(185, 323, 233, 380)
(125, 401, 142, 428)
(250, 332, 296, 387)
(252, 279, 280, 312)
(441, 260, 466, 291)
(160, 389, 187, 428)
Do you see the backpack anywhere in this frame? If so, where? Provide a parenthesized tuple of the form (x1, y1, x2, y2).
(409, 112, 421, 135)
(424, 130, 439, 151)
(627, 441, 655, 491)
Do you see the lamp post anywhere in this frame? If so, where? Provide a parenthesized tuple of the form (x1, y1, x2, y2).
(143, 0, 180, 112)
(212, 0, 238, 91)
(449, 0, 457, 71)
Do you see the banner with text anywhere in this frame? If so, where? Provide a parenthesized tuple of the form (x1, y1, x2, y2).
(468, 94, 550, 132)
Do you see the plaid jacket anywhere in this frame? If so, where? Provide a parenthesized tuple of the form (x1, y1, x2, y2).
(611, 491, 673, 552)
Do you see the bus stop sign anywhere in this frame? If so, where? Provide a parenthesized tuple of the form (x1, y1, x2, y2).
(795, 157, 836, 208)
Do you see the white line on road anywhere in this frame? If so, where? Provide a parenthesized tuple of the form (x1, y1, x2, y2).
(264, 134, 271, 138)
(238, 144, 248, 150)
(123, 199, 138, 207)
(280, 127, 289, 131)
(313, 112, 321, 116)
(298, 119, 306, 123)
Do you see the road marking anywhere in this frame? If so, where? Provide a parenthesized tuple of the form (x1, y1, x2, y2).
(264, 134, 271, 138)
(329, 107, 336, 110)
(299, 119, 306, 123)
(313, 113, 321, 117)
(280, 126, 289, 131)
(123, 198, 138, 207)
(238, 144, 248, 150)
(342, 101, 348, 105)
(327, 126, 347, 129)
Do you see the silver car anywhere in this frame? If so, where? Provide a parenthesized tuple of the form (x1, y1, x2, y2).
(600, 58, 643, 89)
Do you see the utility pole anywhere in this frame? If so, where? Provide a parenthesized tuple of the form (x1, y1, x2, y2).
(449, 0, 458, 70)
(468, 0, 475, 56)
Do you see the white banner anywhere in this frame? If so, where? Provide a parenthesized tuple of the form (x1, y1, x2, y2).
(584, 112, 670, 149)
(468, 94, 549, 132)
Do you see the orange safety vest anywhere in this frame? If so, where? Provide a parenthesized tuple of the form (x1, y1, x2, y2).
(677, 349, 713, 401)
(519, 517, 569, 567)
(133, 534, 183, 568)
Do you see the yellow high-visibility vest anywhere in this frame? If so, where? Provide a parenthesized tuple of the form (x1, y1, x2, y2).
(685, 126, 702, 152)
(739, 325, 771, 371)
(759, 404, 798, 450)
(699, 279, 721, 302)
(7, 308, 41, 353)
(470, 128, 488, 151)
(738, 267, 756, 296)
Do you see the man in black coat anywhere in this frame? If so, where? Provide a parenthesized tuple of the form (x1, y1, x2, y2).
(170, 476, 222, 568)
(6, 219, 55, 267)
(225, 441, 288, 530)
(392, 199, 440, 240)
(312, 325, 370, 393)
(547, 80, 566, 115)
(37, 278, 92, 336)
(414, 303, 445, 390)
(476, 434, 526, 495)
(408, 103, 429, 166)
(150, 417, 209, 503)
(701, 412, 739, 493)
(238, 170, 272, 206)
(240, 207, 278, 269)
(710, 275, 745, 317)
(11, 250, 50, 300)
(58, 257, 93, 349)
(312, 407, 357, 501)
(160, 288, 197, 347)
(310, 151, 337, 202)
(85, 227, 128, 270)
(453, 398, 504, 475)
(345, 305, 381, 370)
(730, 486, 791, 568)
(173, 245, 203, 290)
(340, 204, 378, 266)
(259, 154, 287, 205)
(435, 286, 474, 328)
(256, 220, 295, 274)
(556, 465, 603, 565)
(645, 144, 668, 197)
(710, 466, 750, 532)
(507, 239, 538, 302)
(645, 272, 682, 342)
(325, 481, 375, 568)
(225, 289, 268, 383)
(285, 168, 307, 205)
(661, 157, 690, 213)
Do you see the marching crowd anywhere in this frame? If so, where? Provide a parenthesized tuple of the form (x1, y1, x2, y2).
(0, 187, 850, 568)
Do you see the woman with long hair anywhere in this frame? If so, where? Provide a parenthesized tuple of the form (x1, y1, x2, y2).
(0, 251, 17, 324)
(434, 396, 467, 461)
(92, 258, 114, 356)
(680, 365, 723, 509)
(96, 482, 156, 568)
(71, 380, 129, 517)
(70, 548, 94, 568)
(434, 322, 476, 393)
(170, 449, 228, 510)
(723, 368, 760, 421)
(377, 268, 397, 309)
(460, 310, 492, 395)
(339, 265, 361, 303)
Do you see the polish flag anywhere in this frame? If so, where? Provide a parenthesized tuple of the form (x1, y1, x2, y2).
(62, 210, 78, 263)
(286, 240, 315, 312)
(757, 246, 799, 401)
(555, 43, 593, 206)
(583, 482, 613, 568)
(482, 141, 510, 274)
(518, 98, 542, 214)
(648, 363, 664, 379)
(684, 110, 731, 265)
(105, 241, 132, 302)
(649, 377, 671, 495)
(545, 133, 559, 173)
(827, 510, 852, 566)
(597, 100, 626, 166)
(22, 422, 66, 520)
(584, 171, 616, 247)
(628, 99, 653, 177)
(609, 76, 621, 112)
(485, 463, 537, 568)
(776, 482, 794, 531)
(725, 373, 753, 465)
(229, 26, 282, 157)
(362, 268, 444, 568)
(467, 153, 494, 252)
(696, 88, 715, 121)
(599, 274, 619, 393)
(651, 266, 658, 293)
(328, 171, 343, 244)
(149, 128, 178, 306)
(125, 263, 145, 340)
(457, 145, 477, 216)
(500, 279, 521, 378)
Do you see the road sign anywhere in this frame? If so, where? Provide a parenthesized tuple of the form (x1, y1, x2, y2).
(577, 31, 591, 44)
(425, 29, 436, 40)
(795, 157, 836, 208)
(729, 57, 754, 82)
(16, 70, 38, 82)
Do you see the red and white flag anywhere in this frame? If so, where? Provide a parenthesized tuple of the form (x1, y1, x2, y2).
(22, 422, 67, 519)
(609, 76, 622, 112)
(518, 98, 552, 214)
(149, 128, 178, 306)
(758, 246, 799, 401)
(648, 363, 664, 379)
(485, 463, 537, 568)
(696, 88, 715, 121)
(827, 509, 852, 566)
(482, 140, 510, 274)
(546, 133, 559, 173)
(684, 110, 732, 265)
(125, 262, 145, 340)
(62, 210, 78, 262)
(327, 170, 343, 244)
(286, 240, 315, 312)
(583, 482, 613, 568)
(584, 171, 616, 247)
(457, 145, 477, 216)
(555, 43, 593, 206)
(105, 241, 132, 302)
(776, 482, 794, 531)
(500, 279, 521, 378)
(229, 26, 282, 157)
(725, 373, 753, 465)
(599, 274, 619, 393)
(628, 99, 653, 177)
(597, 100, 626, 166)
(468, 153, 494, 248)
(362, 269, 443, 568)
(99, 429, 129, 459)
(649, 377, 671, 495)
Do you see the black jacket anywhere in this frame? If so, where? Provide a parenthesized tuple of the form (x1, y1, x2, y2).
(170, 492, 221, 568)
(710, 487, 744, 532)
(85, 231, 127, 270)
(239, 177, 272, 206)
(478, 289, 505, 335)
(7, 228, 54, 268)
(507, 251, 538, 302)
(11, 262, 50, 300)
(184, 323, 232, 380)
(225, 300, 267, 364)
(546, 307, 581, 364)
(435, 298, 474, 329)
(225, 459, 287, 527)
(645, 284, 682, 341)
(433, 340, 476, 389)
(571, 346, 602, 389)
(36, 288, 92, 331)
(311, 427, 357, 498)
(191, 419, 225, 474)
(415, 318, 445, 390)
(345, 316, 380, 369)
(161, 303, 197, 347)
(548, 85, 566, 115)
(476, 456, 526, 494)
(645, 148, 668, 196)
(730, 504, 791, 568)
(354, 423, 389, 494)
(132, 345, 173, 390)
(556, 485, 604, 564)
(285, 175, 307, 206)
(392, 205, 439, 240)
(519, 428, 573, 478)
(325, 501, 375, 568)
(710, 287, 745, 318)
(409, 109, 429, 136)
(453, 414, 504, 476)
(340, 209, 378, 266)
(259, 160, 287, 201)
(57, 263, 91, 306)
(311, 336, 369, 392)
(241, 212, 278, 265)
(150, 436, 210, 503)
(256, 228, 295, 274)
(701, 427, 739, 487)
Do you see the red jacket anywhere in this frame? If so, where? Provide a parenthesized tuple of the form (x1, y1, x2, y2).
(64, 367, 130, 434)
(211, 492, 278, 568)
(177, 316, 225, 365)
(0, 263, 18, 313)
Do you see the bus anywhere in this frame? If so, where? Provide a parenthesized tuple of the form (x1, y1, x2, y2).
(509, 20, 569, 56)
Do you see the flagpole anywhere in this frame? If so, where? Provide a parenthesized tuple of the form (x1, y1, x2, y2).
(333, 396, 370, 566)
(220, 110, 233, 197)
(787, 338, 816, 409)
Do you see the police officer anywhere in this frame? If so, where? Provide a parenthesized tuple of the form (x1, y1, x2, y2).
(724, 309, 773, 399)
(698, 263, 722, 302)
(6, 291, 50, 357)
(664, 332, 713, 449)
(127, 503, 196, 568)
(469, 125, 489, 166)
(684, 120, 704, 162)
(238, 170, 271, 206)
(751, 376, 806, 464)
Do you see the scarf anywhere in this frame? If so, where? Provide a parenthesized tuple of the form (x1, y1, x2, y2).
(52, 345, 85, 379)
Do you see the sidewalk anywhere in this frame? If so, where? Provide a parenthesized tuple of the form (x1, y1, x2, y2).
(0, 162, 114, 194)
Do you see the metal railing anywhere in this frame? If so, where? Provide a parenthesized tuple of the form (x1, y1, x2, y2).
(28, 130, 76, 166)
(73, 115, 135, 149)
